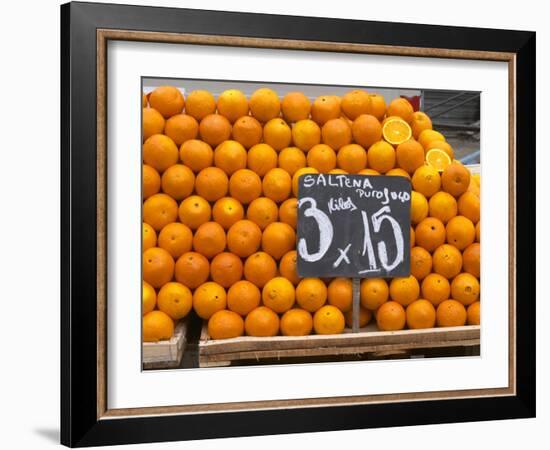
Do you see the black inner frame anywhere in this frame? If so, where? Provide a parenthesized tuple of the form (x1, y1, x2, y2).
(61, 2, 536, 447)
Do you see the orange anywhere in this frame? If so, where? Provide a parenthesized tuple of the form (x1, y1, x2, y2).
(451, 272, 480, 306)
(143, 164, 161, 199)
(428, 191, 457, 224)
(360, 278, 389, 310)
(281, 92, 311, 123)
(262, 277, 296, 313)
(142, 247, 175, 288)
(278, 147, 306, 176)
(149, 86, 184, 118)
(425, 148, 452, 173)
(185, 89, 216, 121)
(351, 114, 382, 149)
(178, 195, 211, 230)
(158, 222, 193, 258)
(418, 129, 445, 150)
(248, 143, 278, 176)
(436, 299, 467, 327)
(244, 251, 277, 288)
(292, 167, 319, 197)
(467, 301, 480, 325)
(160, 164, 195, 200)
(467, 178, 480, 198)
(463, 243, 480, 278)
(458, 191, 480, 224)
(229, 169, 262, 204)
(193, 281, 227, 319)
(143, 134, 179, 172)
(441, 162, 471, 198)
(321, 118, 352, 150)
(476, 221, 480, 242)
(337, 144, 367, 173)
(386, 97, 414, 124)
(142, 93, 148, 108)
(208, 310, 244, 339)
(344, 306, 372, 328)
(192, 221, 226, 259)
(412, 165, 441, 198)
(410, 191, 429, 225)
(175, 251, 209, 289)
(245, 306, 280, 337)
(367, 141, 395, 173)
(376, 301, 406, 331)
(279, 250, 300, 285)
(143, 310, 174, 342)
(382, 117, 412, 145)
(195, 167, 229, 202)
(214, 140, 247, 176)
(179, 139, 213, 173)
(341, 89, 371, 120)
(281, 308, 313, 336)
(307, 144, 337, 173)
(415, 217, 446, 252)
(432, 244, 463, 279)
(311, 95, 341, 125)
(199, 114, 232, 147)
(227, 280, 261, 316)
(410, 225, 416, 248)
(263, 118, 292, 150)
(143, 107, 165, 141)
(296, 278, 327, 312)
(313, 305, 345, 335)
(249, 88, 280, 122)
(357, 168, 380, 176)
(143, 193, 178, 231)
(212, 197, 244, 230)
(327, 277, 353, 312)
(421, 273, 450, 306)
(157, 282, 193, 320)
(247, 197, 279, 230)
(386, 168, 411, 179)
(232, 115, 263, 149)
(425, 140, 455, 159)
(446, 216, 475, 250)
(279, 198, 298, 229)
(210, 252, 243, 288)
(410, 246, 433, 280)
(410, 111, 432, 140)
(292, 119, 321, 151)
(389, 275, 420, 307)
(217, 89, 248, 123)
(406, 299, 436, 329)
(227, 219, 262, 257)
(368, 94, 387, 121)
(164, 114, 199, 146)
(262, 168, 292, 203)
(143, 281, 156, 315)
(329, 169, 348, 175)
(262, 222, 296, 260)
(396, 139, 425, 174)
(143, 223, 157, 251)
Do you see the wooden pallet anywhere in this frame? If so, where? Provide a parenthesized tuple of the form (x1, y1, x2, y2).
(143, 319, 188, 369)
(198, 324, 480, 367)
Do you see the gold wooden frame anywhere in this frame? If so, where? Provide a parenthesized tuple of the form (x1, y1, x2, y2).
(96, 29, 516, 420)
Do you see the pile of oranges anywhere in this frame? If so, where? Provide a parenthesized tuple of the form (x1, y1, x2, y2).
(141, 85, 480, 343)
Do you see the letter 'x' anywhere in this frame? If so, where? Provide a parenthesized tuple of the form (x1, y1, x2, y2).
(333, 244, 351, 268)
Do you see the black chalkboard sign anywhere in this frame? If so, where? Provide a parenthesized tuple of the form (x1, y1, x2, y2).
(297, 174, 411, 278)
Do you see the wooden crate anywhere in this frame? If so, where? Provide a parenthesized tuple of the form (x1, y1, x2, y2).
(198, 324, 480, 367)
(143, 319, 188, 369)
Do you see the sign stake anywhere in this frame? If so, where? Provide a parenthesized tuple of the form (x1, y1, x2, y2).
(352, 277, 360, 333)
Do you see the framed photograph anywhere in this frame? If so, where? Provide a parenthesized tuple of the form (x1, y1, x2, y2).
(61, 1, 535, 447)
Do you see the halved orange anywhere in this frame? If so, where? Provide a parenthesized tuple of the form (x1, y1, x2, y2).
(382, 117, 412, 145)
(426, 148, 452, 172)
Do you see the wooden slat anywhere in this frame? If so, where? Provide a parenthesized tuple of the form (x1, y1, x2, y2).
(143, 319, 188, 369)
